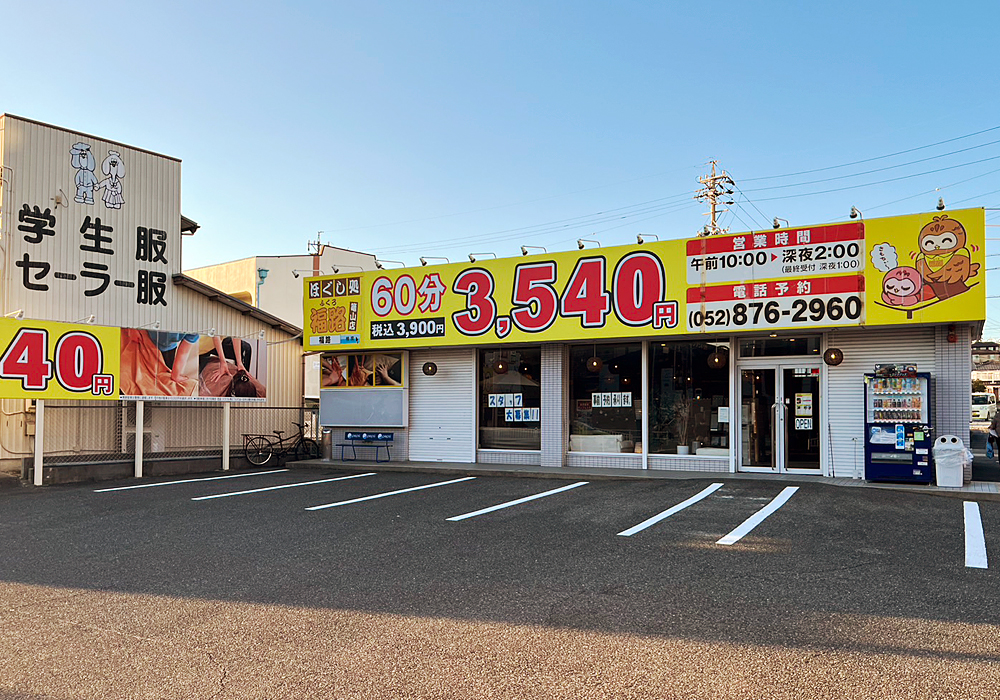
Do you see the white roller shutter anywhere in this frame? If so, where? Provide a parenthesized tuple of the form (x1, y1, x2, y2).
(826, 327, 937, 478)
(408, 348, 476, 462)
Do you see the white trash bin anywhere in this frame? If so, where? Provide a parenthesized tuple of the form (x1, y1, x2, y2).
(933, 435, 966, 488)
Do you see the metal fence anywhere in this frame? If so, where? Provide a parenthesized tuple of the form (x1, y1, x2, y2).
(38, 401, 317, 465)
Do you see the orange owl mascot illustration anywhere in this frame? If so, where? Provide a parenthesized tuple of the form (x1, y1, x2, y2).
(914, 215, 979, 300)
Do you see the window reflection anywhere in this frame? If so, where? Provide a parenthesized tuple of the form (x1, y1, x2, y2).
(569, 344, 641, 452)
(478, 348, 541, 450)
(649, 340, 729, 455)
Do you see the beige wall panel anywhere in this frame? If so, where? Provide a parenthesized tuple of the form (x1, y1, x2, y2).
(252, 248, 377, 330)
(266, 332, 304, 406)
(151, 404, 223, 450)
(185, 258, 256, 302)
(256, 256, 316, 325)
(44, 403, 119, 454)
(0, 399, 32, 460)
(189, 248, 377, 334)
(1, 116, 182, 329)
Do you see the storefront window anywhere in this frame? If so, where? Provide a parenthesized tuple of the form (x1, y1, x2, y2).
(479, 348, 541, 450)
(569, 344, 641, 452)
(650, 340, 730, 455)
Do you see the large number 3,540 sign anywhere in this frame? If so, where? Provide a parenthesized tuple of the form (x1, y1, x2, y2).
(452, 252, 678, 337)
(0, 328, 114, 395)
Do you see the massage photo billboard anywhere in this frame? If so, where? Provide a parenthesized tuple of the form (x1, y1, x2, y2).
(0, 318, 267, 401)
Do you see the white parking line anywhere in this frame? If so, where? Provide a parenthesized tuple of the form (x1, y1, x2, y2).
(93, 469, 289, 492)
(965, 501, 989, 569)
(716, 486, 799, 546)
(191, 472, 377, 501)
(617, 483, 725, 537)
(305, 476, 476, 511)
(446, 482, 588, 522)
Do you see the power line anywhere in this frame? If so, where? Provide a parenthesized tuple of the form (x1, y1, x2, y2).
(727, 205, 756, 233)
(549, 202, 704, 248)
(751, 155, 1000, 203)
(742, 125, 1000, 182)
(372, 197, 700, 255)
(859, 166, 1000, 215)
(368, 191, 693, 254)
(365, 128, 1000, 257)
(743, 140, 1000, 193)
(950, 187, 1000, 207)
(731, 181, 771, 228)
(322, 163, 705, 234)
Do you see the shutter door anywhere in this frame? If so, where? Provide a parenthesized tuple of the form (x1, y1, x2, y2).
(826, 327, 936, 478)
(408, 348, 476, 462)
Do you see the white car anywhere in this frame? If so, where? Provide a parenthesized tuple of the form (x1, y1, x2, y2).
(972, 392, 997, 421)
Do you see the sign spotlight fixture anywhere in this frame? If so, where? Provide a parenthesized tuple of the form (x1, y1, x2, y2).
(521, 245, 548, 256)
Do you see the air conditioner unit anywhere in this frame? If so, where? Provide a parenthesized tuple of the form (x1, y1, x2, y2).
(122, 428, 165, 453)
(123, 428, 152, 454)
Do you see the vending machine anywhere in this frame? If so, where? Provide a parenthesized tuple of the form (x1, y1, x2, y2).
(863, 369, 933, 483)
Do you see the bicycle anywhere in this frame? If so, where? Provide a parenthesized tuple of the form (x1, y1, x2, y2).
(243, 422, 320, 466)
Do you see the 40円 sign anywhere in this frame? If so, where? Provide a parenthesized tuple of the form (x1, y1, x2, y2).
(0, 318, 119, 400)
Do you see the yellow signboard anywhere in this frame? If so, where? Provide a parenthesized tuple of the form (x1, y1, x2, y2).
(0, 318, 275, 401)
(303, 208, 985, 351)
(0, 318, 120, 400)
(863, 209, 985, 326)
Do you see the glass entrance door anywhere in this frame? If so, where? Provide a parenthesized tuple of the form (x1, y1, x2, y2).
(740, 369, 776, 469)
(782, 367, 821, 471)
(739, 364, 821, 473)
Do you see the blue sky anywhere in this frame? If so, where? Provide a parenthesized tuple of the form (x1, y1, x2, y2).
(6, 1, 1000, 332)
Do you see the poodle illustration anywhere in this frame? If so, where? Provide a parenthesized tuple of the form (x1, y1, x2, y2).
(70, 142, 98, 204)
(914, 215, 979, 300)
(95, 150, 125, 210)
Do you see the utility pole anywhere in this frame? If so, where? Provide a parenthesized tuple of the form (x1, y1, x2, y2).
(307, 231, 324, 256)
(694, 161, 735, 236)
(308, 231, 324, 274)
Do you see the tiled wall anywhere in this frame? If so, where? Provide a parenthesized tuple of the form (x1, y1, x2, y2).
(541, 344, 568, 467)
(934, 323, 973, 443)
(565, 452, 643, 469)
(477, 450, 542, 466)
(648, 455, 729, 472)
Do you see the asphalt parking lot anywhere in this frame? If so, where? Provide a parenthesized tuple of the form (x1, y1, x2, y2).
(0, 468, 997, 698)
